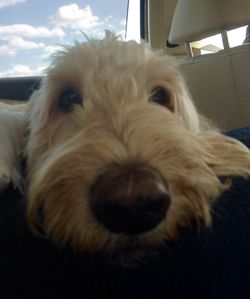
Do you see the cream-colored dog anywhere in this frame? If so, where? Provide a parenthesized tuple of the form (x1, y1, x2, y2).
(6, 33, 250, 254)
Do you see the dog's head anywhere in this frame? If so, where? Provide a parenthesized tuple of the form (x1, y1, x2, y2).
(25, 33, 250, 254)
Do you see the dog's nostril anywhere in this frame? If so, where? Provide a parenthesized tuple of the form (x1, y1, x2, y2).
(90, 167, 171, 235)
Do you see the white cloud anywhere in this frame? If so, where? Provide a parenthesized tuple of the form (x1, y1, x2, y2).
(120, 19, 126, 26)
(0, 37, 45, 55)
(43, 44, 63, 57)
(0, 0, 25, 8)
(0, 64, 46, 77)
(0, 24, 65, 39)
(50, 4, 101, 31)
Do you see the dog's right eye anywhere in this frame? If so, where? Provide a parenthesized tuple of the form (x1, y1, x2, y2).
(58, 89, 83, 112)
(150, 87, 173, 111)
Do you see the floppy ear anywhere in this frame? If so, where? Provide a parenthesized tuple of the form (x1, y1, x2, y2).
(0, 103, 26, 192)
(199, 132, 250, 178)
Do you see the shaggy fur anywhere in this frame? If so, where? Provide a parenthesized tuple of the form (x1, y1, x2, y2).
(22, 33, 250, 254)
(0, 103, 25, 191)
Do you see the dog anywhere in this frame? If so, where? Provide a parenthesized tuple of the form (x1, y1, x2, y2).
(21, 32, 250, 255)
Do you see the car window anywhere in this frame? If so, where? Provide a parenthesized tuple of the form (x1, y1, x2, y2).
(191, 25, 248, 55)
(0, 0, 129, 78)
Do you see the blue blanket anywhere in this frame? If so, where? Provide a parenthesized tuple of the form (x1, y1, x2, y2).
(0, 128, 250, 299)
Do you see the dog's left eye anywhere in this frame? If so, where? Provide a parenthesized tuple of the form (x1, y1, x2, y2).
(151, 87, 172, 110)
(58, 89, 83, 112)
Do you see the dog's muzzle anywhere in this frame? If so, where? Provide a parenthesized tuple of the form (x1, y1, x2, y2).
(90, 165, 170, 235)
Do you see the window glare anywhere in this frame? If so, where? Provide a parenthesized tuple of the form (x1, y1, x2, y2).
(191, 25, 248, 56)
(191, 34, 223, 55)
(125, 0, 140, 42)
(227, 25, 247, 48)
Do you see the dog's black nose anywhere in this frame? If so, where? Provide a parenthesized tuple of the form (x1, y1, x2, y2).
(90, 166, 170, 235)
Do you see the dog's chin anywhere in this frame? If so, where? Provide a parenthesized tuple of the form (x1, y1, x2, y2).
(95, 243, 165, 267)
(84, 228, 168, 266)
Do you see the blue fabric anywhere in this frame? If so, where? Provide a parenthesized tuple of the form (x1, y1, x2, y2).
(0, 128, 250, 299)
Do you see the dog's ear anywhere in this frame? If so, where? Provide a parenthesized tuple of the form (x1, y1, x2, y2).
(198, 132, 250, 178)
(0, 103, 26, 192)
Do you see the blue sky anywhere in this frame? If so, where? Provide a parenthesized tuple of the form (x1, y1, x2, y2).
(0, 0, 128, 77)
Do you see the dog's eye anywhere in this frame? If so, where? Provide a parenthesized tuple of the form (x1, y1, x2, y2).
(58, 88, 83, 112)
(151, 87, 172, 110)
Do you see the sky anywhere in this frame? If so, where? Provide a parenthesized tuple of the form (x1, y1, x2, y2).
(0, 0, 129, 77)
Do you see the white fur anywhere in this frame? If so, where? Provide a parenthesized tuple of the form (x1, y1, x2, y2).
(0, 103, 25, 191)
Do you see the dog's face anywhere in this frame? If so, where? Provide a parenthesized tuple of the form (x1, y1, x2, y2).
(25, 34, 250, 254)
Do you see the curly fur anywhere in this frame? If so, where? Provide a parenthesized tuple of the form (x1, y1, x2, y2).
(24, 33, 250, 253)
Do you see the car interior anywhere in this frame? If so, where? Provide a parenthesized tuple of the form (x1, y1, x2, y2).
(147, 0, 250, 130)
(0, 1, 250, 298)
(1, 0, 250, 130)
